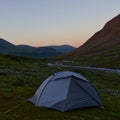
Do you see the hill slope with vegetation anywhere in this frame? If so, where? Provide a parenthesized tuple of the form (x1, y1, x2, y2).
(65, 46, 120, 69)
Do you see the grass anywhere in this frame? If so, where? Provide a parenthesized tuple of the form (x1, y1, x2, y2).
(62, 46, 120, 69)
(0, 54, 120, 120)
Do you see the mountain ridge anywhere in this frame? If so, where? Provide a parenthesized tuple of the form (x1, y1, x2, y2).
(0, 38, 75, 58)
(60, 14, 120, 59)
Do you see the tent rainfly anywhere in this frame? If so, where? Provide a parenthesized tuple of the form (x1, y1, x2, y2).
(29, 71, 104, 112)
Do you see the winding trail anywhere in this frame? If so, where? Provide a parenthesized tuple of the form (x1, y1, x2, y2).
(48, 63, 120, 75)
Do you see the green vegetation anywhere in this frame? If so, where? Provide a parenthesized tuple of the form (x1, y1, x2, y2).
(65, 46, 120, 69)
(0, 54, 120, 120)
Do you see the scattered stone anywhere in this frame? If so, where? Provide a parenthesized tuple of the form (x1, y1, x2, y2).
(7, 89, 13, 92)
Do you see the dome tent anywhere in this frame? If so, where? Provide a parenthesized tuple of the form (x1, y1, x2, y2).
(29, 71, 104, 112)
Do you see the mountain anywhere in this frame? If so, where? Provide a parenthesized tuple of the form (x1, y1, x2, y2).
(0, 38, 75, 58)
(0, 38, 16, 53)
(16, 44, 75, 58)
(61, 14, 120, 59)
(45, 45, 75, 53)
(0, 38, 14, 47)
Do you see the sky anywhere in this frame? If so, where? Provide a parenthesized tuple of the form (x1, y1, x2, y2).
(0, 0, 120, 47)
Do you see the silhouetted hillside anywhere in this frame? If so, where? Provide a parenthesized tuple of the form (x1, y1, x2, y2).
(0, 38, 16, 53)
(0, 38, 75, 58)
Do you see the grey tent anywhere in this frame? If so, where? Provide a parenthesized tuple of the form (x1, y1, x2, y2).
(29, 71, 104, 112)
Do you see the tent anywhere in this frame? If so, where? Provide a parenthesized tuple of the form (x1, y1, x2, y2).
(29, 71, 104, 112)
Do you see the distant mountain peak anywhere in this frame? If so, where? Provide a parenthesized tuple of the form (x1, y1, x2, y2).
(0, 38, 75, 58)
(45, 45, 75, 53)
(103, 14, 120, 30)
(0, 38, 14, 47)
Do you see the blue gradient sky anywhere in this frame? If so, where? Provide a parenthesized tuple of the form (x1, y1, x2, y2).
(0, 0, 120, 47)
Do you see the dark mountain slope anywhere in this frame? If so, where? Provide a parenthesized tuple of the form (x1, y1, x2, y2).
(61, 14, 120, 59)
(0, 38, 75, 58)
(48, 45, 75, 53)
(0, 38, 16, 53)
